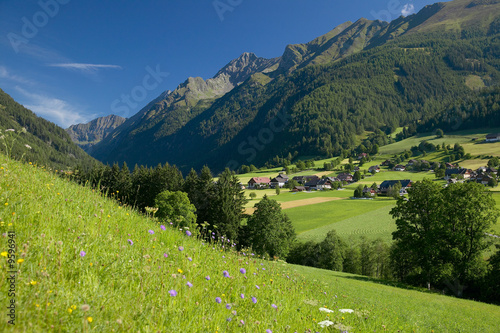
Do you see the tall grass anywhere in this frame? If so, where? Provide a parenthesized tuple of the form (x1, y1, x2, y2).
(1, 154, 500, 332)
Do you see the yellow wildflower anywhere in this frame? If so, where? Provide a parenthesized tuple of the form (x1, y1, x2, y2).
(177, 268, 183, 274)
(30, 280, 37, 285)
(1, 252, 7, 257)
(68, 308, 73, 314)
(87, 317, 93, 323)
(17, 259, 24, 263)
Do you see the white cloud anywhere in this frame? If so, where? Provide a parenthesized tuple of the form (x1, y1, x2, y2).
(401, 4, 415, 16)
(49, 63, 122, 73)
(0, 66, 35, 85)
(14, 86, 94, 128)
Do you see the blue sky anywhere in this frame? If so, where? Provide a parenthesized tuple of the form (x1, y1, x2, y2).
(0, 0, 439, 128)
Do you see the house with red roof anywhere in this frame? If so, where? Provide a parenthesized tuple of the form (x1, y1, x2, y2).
(247, 177, 271, 189)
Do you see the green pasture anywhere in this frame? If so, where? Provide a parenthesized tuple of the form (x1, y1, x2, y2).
(379, 127, 500, 155)
(297, 205, 397, 243)
(285, 199, 394, 235)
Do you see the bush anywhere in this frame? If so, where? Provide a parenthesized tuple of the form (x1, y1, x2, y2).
(155, 190, 196, 230)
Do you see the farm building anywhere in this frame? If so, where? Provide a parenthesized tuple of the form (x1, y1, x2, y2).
(485, 133, 500, 142)
(444, 168, 471, 180)
(379, 179, 412, 195)
(305, 178, 333, 190)
(247, 177, 271, 189)
(270, 174, 289, 188)
(292, 175, 320, 185)
(292, 186, 307, 192)
(337, 173, 353, 182)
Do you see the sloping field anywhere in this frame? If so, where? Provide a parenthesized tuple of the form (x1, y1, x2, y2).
(379, 128, 500, 155)
(286, 199, 394, 235)
(298, 205, 397, 243)
(280, 197, 343, 209)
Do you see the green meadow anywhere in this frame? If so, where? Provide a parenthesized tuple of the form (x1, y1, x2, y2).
(1, 154, 500, 332)
(378, 127, 500, 155)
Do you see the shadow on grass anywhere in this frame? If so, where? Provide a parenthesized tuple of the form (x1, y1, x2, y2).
(337, 274, 427, 292)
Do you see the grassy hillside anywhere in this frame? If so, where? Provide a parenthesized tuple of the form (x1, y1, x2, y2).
(1, 154, 500, 331)
(379, 127, 500, 155)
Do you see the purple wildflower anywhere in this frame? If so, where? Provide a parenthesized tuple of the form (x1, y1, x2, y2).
(226, 304, 231, 309)
(215, 297, 222, 304)
(168, 290, 177, 297)
(255, 285, 260, 289)
(80, 251, 86, 257)
(127, 239, 133, 245)
(205, 276, 210, 280)
(226, 318, 232, 322)
(266, 330, 272, 333)
(160, 225, 166, 231)
(251, 297, 257, 304)
(164, 253, 168, 258)
(240, 268, 246, 274)
(148, 230, 154, 234)
(223, 270, 230, 278)
(186, 230, 192, 236)
(178, 246, 184, 251)
(240, 294, 244, 299)
(188, 257, 192, 261)
(272, 304, 277, 309)
(186, 282, 193, 288)
(240, 320, 245, 325)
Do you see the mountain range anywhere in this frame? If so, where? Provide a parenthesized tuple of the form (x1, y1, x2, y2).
(66, 114, 126, 152)
(47, 0, 500, 172)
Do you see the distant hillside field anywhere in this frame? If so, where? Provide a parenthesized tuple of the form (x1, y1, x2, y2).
(1, 153, 500, 332)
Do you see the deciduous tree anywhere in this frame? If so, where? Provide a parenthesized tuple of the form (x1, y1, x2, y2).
(247, 195, 296, 258)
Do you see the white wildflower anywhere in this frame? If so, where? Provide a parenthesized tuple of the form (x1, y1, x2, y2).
(317, 320, 335, 328)
(25, 144, 32, 149)
(319, 307, 335, 313)
(339, 309, 354, 313)
(5, 129, 15, 132)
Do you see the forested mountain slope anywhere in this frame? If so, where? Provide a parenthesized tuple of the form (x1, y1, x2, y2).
(90, 0, 500, 172)
(0, 88, 99, 170)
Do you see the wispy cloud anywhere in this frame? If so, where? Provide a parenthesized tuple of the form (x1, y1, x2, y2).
(0, 66, 35, 85)
(401, 4, 415, 16)
(15, 86, 94, 128)
(49, 63, 123, 73)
